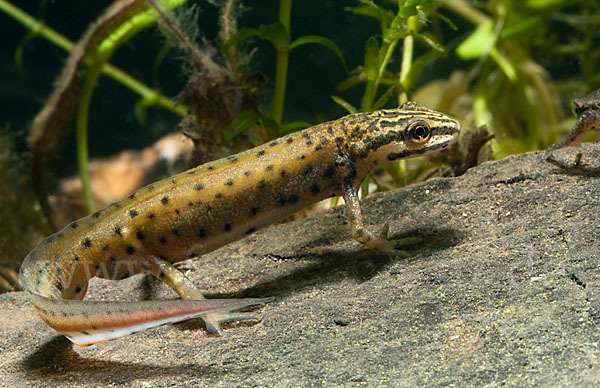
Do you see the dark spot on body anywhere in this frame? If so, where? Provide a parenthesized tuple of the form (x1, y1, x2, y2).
(265, 164, 274, 171)
(258, 180, 267, 188)
(299, 154, 306, 159)
(188, 202, 195, 207)
(197, 228, 206, 238)
(244, 170, 253, 176)
(288, 193, 299, 203)
(82, 331, 89, 335)
(215, 193, 224, 199)
(141, 263, 150, 271)
(56, 281, 63, 291)
(161, 196, 169, 205)
(92, 211, 102, 219)
(225, 179, 234, 186)
(325, 165, 336, 179)
(249, 205, 260, 216)
(126, 246, 136, 255)
(73, 255, 80, 263)
(159, 271, 165, 279)
(195, 183, 204, 191)
(187, 252, 197, 258)
(171, 179, 177, 185)
(148, 213, 156, 219)
(113, 226, 123, 236)
(280, 170, 287, 178)
(276, 193, 286, 206)
(172, 229, 181, 237)
(136, 230, 145, 241)
(75, 286, 82, 294)
(223, 223, 232, 232)
(303, 165, 315, 179)
(129, 209, 139, 218)
(129, 193, 136, 199)
(159, 236, 167, 245)
(245, 227, 256, 235)
(56, 266, 63, 275)
(327, 127, 334, 134)
(110, 257, 117, 265)
(207, 165, 215, 171)
(286, 137, 294, 144)
(257, 150, 266, 157)
(305, 139, 313, 146)
(70, 222, 78, 229)
(269, 140, 279, 147)
(310, 183, 321, 194)
(81, 237, 92, 248)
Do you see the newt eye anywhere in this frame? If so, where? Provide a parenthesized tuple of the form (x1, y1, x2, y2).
(405, 120, 431, 144)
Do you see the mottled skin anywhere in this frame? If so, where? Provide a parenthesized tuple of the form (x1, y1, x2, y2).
(544, 88, 600, 163)
(20, 101, 460, 346)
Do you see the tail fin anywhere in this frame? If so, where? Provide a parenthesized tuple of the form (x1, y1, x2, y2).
(31, 294, 273, 346)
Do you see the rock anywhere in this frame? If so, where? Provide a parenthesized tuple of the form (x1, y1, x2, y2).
(1, 143, 599, 387)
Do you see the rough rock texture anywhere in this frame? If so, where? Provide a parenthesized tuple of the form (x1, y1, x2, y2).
(1, 144, 600, 387)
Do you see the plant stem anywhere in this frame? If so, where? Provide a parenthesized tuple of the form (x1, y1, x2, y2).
(0, 0, 186, 117)
(439, 0, 490, 25)
(269, 0, 292, 124)
(76, 60, 105, 214)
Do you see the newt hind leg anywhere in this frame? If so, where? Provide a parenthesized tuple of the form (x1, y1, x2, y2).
(146, 256, 272, 334)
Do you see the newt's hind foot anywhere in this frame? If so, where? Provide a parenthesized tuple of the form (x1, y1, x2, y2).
(201, 297, 274, 335)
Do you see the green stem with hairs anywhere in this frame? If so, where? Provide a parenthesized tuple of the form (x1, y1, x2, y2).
(0, 0, 187, 117)
(269, 0, 292, 124)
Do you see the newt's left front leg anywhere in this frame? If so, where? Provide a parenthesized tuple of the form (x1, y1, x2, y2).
(342, 183, 391, 253)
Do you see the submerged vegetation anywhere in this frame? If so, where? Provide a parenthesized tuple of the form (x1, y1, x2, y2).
(0, 0, 598, 275)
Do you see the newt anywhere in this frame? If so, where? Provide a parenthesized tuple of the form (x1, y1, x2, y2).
(544, 88, 600, 166)
(19, 101, 460, 346)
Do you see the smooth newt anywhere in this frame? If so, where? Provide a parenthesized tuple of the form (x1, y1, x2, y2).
(20, 101, 460, 346)
(544, 88, 600, 165)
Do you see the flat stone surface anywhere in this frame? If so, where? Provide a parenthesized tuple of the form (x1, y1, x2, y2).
(1, 144, 600, 387)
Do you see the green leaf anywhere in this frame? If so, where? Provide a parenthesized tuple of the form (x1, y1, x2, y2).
(383, 15, 411, 43)
(352, 4, 381, 20)
(403, 51, 440, 91)
(258, 21, 290, 50)
(279, 121, 312, 135)
(525, 0, 568, 9)
(413, 31, 445, 53)
(223, 109, 261, 141)
(501, 17, 542, 40)
(257, 115, 280, 134)
(372, 84, 397, 110)
(332, 96, 358, 114)
(364, 37, 379, 81)
(291, 35, 348, 72)
(222, 28, 259, 54)
(337, 72, 364, 92)
(456, 20, 495, 59)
